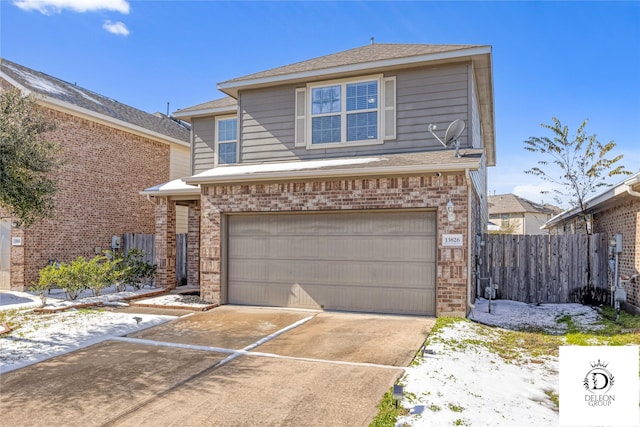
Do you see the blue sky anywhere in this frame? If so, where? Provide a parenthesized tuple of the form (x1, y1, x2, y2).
(2, 1, 639, 206)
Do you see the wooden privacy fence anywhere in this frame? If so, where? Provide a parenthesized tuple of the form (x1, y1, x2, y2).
(123, 233, 187, 285)
(477, 233, 609, 304)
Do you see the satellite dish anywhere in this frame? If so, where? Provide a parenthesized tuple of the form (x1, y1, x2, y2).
(444, 119, 465, 146)
(427, 119, 466, 158)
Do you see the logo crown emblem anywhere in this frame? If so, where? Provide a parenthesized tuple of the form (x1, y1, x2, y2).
(590, 359, 609, 369)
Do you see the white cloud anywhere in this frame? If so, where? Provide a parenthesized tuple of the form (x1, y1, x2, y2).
(102, 20, 129, 36)
(512, 183, 566, 207)
(12, 0, 130, 15)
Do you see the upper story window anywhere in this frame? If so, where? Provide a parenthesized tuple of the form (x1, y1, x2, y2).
(216, 116, 238, 164)
(501, 214, 509, 228)
(295, 75, 395, 149)
(310, 80, 378, 144)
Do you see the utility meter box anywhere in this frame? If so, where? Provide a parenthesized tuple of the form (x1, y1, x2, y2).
(111, 235, 121, 250)
(613, 234, 623, 253)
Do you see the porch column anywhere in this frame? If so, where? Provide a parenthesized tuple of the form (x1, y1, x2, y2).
(187, 201, 200, 288)
(200, 187, 221, 304)
(154, 196, 177, 289)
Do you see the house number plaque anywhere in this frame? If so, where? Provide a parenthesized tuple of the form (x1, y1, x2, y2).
(442, 234, 463, 247)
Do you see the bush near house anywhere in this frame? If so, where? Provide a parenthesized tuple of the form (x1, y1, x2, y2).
(32, 251, 157, 301)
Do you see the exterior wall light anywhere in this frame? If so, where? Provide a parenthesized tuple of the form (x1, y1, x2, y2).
(447, 199, 455, 222)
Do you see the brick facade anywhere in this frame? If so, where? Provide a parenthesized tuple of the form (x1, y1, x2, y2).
(154, 198, 177, 290)
(1, 101, 170, 289)
(593, 197, 640, 307)
(187, 202, 201, 288)
(187, 172, 473, 317)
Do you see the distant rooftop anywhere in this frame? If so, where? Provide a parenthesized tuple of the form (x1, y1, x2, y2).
(1, 58, 189, 143)
(489, 194, 561, 215)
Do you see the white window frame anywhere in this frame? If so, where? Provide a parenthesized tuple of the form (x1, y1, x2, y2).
(215, 115, 239, 165)
(306, 74, 384, 149)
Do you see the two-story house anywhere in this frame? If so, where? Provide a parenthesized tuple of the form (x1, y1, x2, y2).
(143, 43, 495, 317)
(488, 193, 561, 235)
(0, 59, 190, 290)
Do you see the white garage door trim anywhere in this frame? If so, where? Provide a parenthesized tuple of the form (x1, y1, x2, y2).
(225, 210, 437, 315)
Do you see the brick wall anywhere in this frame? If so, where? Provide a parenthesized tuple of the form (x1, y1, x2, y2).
(154, 198, 176, 290)
(195, 173, 471, 316)
(3, 104, 170, 289)
(593, 197, 640, 307)
(187, 202, 201, 288)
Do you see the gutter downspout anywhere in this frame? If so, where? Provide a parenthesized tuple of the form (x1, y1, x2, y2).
(626, 184, 640, 198)
(465, 168, 475, 313)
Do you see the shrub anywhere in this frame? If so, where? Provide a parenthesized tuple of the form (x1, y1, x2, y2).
(31, 264, 57, 306)
(115, 249, 156, 290)
(60, 257, 90, 300)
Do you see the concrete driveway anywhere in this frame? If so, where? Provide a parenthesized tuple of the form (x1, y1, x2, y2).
(0, 306, 434, 427)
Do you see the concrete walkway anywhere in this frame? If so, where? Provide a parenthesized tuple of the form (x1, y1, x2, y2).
(0, 306, 435, 426)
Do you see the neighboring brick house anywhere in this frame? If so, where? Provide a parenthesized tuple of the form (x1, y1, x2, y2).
(143, 43, 496, 317)
(544, 172, 640, 308)
(488, 193, 561, 235)
(0, 59, 190, 291)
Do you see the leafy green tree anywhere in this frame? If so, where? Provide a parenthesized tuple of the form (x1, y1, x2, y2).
(0, 88, 60, 226)
(524, 117, 630, 212)
(524, 117, 630, 298)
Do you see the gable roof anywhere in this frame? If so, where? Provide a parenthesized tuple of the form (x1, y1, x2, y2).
(0, 58, 190, 145)
(217, 43, 491, 97)
(173, 96, 237, 120)
(489, 194, 560, 215)
(221, 44, 482, 85)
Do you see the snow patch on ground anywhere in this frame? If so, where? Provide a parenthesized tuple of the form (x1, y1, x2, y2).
(0, 309, 175, 374)
(398, 320, 559, 426)
(397, 298, 612, 427)
(470, 298, 604, 333)
(135, 293, 214, 308)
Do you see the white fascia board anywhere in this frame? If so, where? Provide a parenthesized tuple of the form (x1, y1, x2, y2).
(173, 105, 238, 121)
(217, 46, 492, 96)
(139, 187, 200, 197)
(184, 161, 480, 185)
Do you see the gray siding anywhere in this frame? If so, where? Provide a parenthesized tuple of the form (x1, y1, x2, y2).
(236, 62, 470, 164)
(469, 155, 488, 230)
(469, 67, 482, 149)
(239, 85, 297, 163)
(395, 63, 469, 148)
(191, 117, 216, 174)
(190, 63, 474, 167)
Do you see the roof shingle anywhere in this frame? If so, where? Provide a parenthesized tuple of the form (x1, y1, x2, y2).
(221, 43, 484, 85)
(1, 58, 189, 143)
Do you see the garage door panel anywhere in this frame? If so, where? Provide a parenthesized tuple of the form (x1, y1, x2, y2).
(230, 236, 435, 262)
(227, 211, 437, 315)
(230, 258, 435, 288)
(228, 281, 434, 314)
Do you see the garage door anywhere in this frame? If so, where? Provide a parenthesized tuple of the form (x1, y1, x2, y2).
(227, 211, 436, 315)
